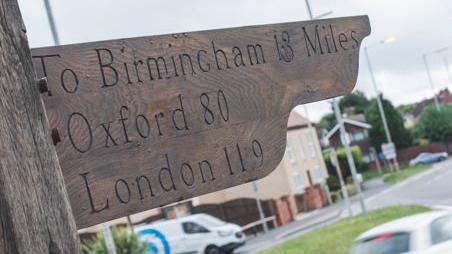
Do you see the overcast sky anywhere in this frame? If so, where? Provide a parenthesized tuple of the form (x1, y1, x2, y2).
(18, 0, 452, 122)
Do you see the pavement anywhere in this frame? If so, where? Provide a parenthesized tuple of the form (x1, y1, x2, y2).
(236, 158, 452, 253)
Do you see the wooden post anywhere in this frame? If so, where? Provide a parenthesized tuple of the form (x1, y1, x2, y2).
(0, 1, 81, 253)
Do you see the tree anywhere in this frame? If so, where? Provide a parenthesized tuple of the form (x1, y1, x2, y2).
(416, 105, 452, 142)
(316, 112, 337, 131)
(339, 91, 369, 115)
(398, 103, 416, 115)
(364, 95, 412, 150)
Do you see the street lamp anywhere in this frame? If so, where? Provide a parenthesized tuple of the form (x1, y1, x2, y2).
(301, 0, 334, 205)
(423, 47, 448, 111)
(333, 98, 367, 215)
(304, 0, 334, 20)
(303, 0, 367, 214)
(43, 0, 60, 45)
(364, 36, 398, 170)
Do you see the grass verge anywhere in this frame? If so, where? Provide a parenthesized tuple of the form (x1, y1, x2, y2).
(258, 205, 430, 254)
(383, 164, 429, 183)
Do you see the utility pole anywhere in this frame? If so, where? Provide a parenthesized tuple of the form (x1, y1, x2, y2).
(43, 0, 60, 45)
(333, 99, 367, 215)
(364, 38, 399, 171)
(0, 0, 80, 252)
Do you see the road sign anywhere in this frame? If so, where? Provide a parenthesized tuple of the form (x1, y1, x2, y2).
(32, 16, 370, 228)
(382, 142, 396, 159)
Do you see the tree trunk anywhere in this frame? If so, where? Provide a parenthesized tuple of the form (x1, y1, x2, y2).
(0, 1, 81, 253)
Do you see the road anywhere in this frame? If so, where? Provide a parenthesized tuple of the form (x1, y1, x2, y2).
(237, 158, 452, 253)
(362, 158, 452, 212)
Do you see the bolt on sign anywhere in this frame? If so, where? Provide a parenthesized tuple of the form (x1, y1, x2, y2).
(32, 16, 370, 229)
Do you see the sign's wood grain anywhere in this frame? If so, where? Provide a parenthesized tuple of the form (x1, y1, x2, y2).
(31, 16, 370, 229)
(0, 0, 81, 252)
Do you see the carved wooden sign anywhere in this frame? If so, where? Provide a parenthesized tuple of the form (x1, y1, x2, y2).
(32, 15, 370, 229)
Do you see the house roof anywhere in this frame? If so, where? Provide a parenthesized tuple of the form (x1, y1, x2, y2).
(287, 111, 310, 130)
(325, 118, 371, 140)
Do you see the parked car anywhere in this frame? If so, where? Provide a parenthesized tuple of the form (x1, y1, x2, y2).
(351, 211, 452, 254)
(409, 152, 448, 166)
(135, 213, 245, 254)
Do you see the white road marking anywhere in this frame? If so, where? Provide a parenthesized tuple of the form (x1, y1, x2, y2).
(366, 163, 448, 203)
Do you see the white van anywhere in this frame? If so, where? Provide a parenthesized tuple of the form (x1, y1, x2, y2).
(135, 213, 246, 254)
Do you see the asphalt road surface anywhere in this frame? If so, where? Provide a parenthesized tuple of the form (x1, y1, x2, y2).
(238, 158, 452, 253)
(361, 158, 452, 212)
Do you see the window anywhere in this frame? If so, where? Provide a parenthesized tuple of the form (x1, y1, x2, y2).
(293, 172, 304, 193)
(351, 232, 411, 254)
(314, 165, 324, 183)
(353, 131, 365, 141)
(198, 214, 226, 227)
(431, 214, 452, 245)
(307, 132, 316, 158)
(286, 142, 296, 164)
(299, 135, 306, 161)
(182, 222, 210, 234)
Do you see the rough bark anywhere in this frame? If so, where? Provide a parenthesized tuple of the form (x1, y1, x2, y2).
(0, 1, 81, 253)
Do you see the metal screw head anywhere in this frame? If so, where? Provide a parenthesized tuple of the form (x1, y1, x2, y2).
(37, 78, 48, 93)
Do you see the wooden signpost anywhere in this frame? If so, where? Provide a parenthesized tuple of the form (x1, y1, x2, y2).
(30, 16, 370, 229)
(1, 2, 372, 251)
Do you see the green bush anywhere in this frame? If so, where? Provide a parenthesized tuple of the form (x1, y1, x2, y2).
(326, 175, 340, 192)
(346, 184, 357, 196)
(82, 226, 147, 254)
(323, 145, 364, 181)
(331, 190, 343, 203)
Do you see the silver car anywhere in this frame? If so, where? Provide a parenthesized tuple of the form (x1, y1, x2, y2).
(409, 152, 448, 166)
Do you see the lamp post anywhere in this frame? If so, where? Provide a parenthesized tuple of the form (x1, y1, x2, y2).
(423, 47, 448, 111)
(303, 0, 365, 214)
(302, 0, 334, 205)
(333, 99, 367, 215)
(304, 0, 333, 20)
(43, 0, 60, 45)
(364, 37, 399, 170)
(251, 182, 268, 233)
